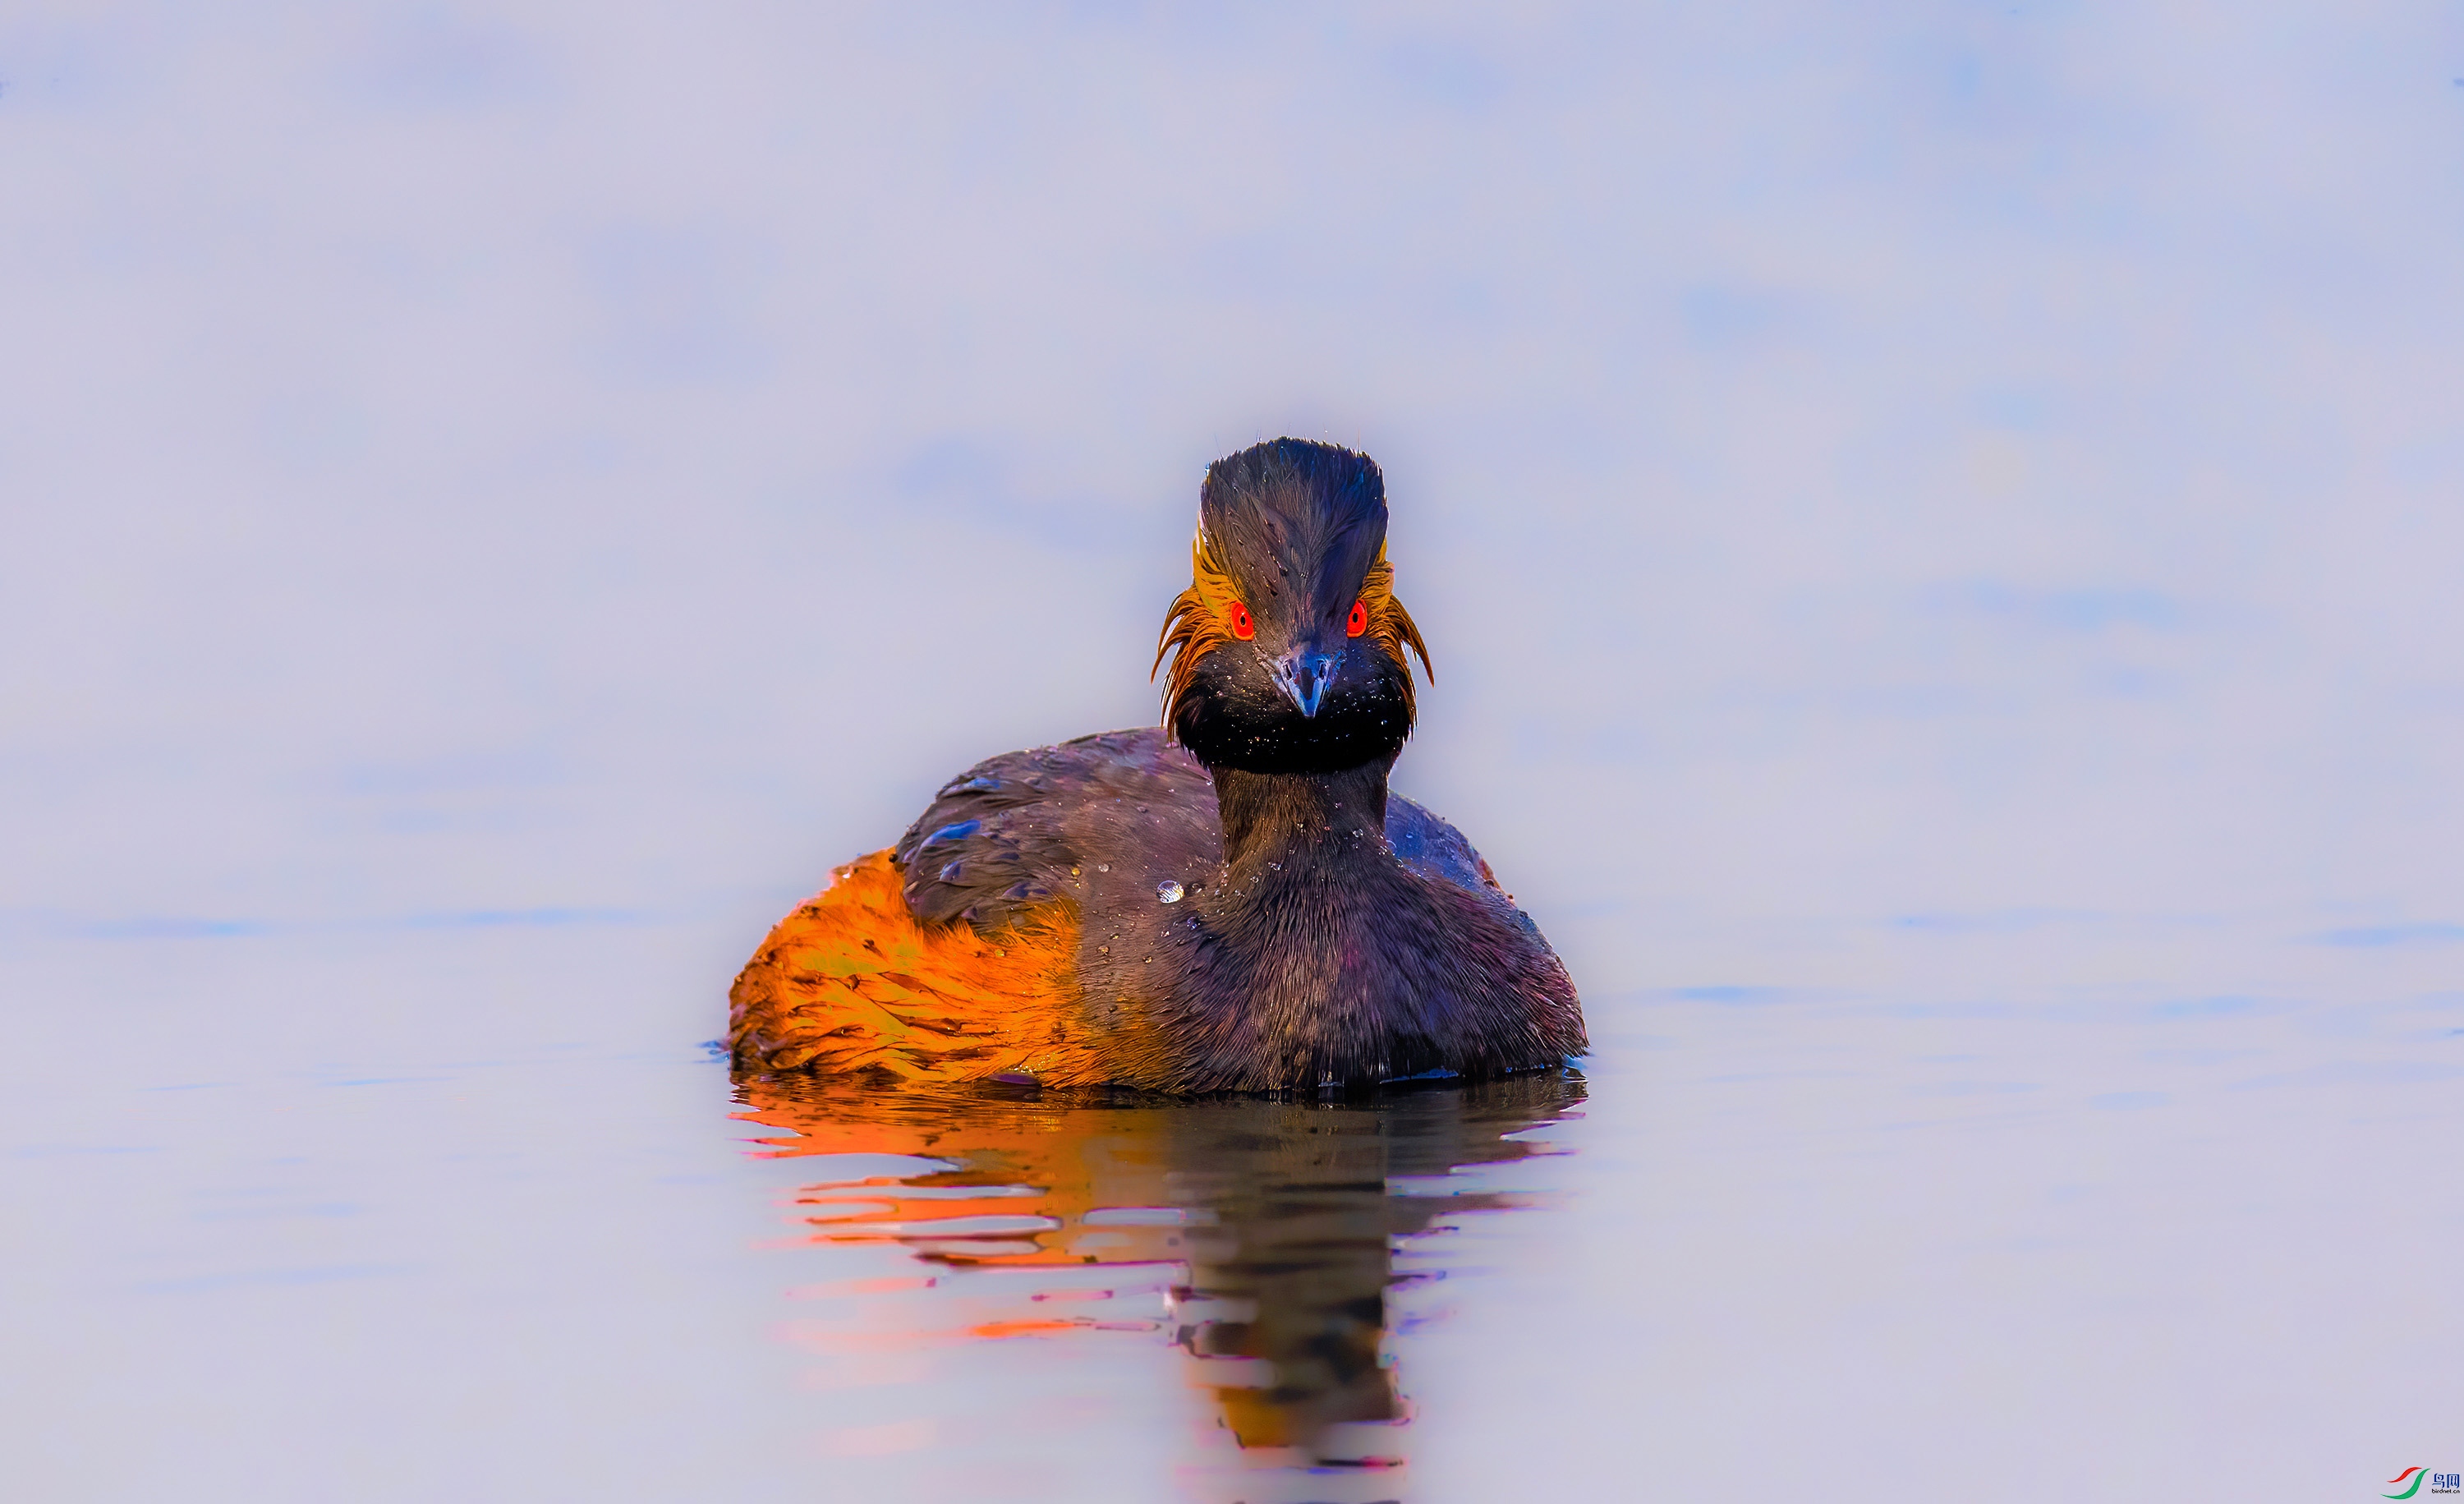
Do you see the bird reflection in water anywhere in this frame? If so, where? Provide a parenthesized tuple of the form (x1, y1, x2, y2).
(733, 1070, 1584, 1502)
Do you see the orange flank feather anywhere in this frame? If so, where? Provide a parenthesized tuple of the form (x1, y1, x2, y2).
(729, 851, 1155, 1085)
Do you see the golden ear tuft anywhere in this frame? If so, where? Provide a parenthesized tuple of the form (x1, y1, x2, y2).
(1358, 547, 1432, 719)
(1152, 528, 1242, 737)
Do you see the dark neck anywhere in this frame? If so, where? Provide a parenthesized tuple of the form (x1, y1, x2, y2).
(1208, 760, 1392, 873)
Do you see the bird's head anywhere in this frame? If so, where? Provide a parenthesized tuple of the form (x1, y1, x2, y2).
(1153, 438, 1432, 775)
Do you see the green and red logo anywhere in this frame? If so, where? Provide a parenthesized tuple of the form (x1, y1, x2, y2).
(2388, 1470, 2429, 1501)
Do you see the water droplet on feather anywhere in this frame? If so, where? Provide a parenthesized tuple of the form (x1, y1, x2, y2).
(1156, 881, 1184, 904)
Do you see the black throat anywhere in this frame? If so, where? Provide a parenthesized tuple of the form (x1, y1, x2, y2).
(1207, 760, 1393, 882)
(1147, 741, 1583, 1091)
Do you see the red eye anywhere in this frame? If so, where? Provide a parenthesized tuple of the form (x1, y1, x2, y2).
(1228, 600, 1254, 639)
(1346, 600, 1368, 637)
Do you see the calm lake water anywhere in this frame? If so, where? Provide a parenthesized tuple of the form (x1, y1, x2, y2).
(7, 899, 2457, 1502)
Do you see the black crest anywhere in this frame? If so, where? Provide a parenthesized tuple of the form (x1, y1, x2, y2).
(1198, 439, 1389, 629)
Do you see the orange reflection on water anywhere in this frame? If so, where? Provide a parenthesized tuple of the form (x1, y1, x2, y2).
(735, 1072, 1584, 1499)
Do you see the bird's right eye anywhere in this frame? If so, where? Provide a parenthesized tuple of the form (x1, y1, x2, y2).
(1228, 601, 1254, 640)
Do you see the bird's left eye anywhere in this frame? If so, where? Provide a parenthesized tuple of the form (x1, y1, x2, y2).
(1228, 600, 1254, 639)
(1346, 600, 1368, 637)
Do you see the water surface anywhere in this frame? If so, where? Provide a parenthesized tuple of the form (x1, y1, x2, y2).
(738, 1072, 1584, 1502)
(7, 913, 2457, 1502)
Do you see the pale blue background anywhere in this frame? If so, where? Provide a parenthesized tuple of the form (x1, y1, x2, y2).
(4, 5, 2460, 1501)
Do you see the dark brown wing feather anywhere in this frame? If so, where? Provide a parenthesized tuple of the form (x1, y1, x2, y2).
(892, 727, 1510, 932)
